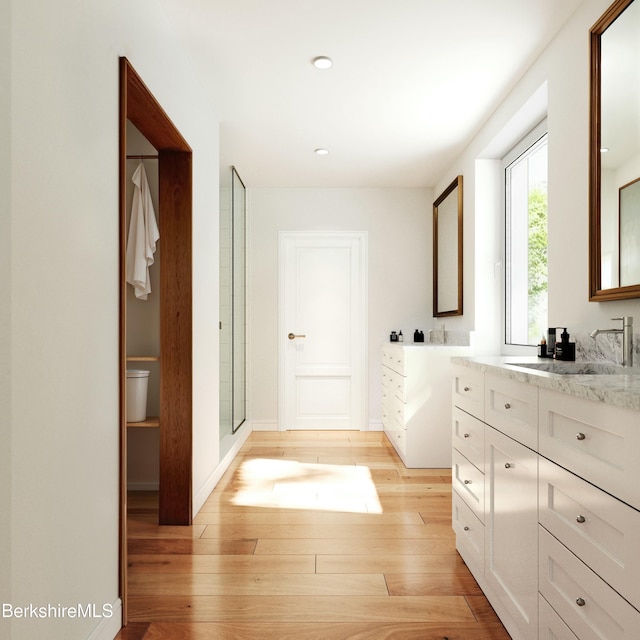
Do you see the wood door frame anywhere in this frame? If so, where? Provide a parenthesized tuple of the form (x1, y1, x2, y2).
(119, 58, 193, 624)
(277, 230, 368, 431)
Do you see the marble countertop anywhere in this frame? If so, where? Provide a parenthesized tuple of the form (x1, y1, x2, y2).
(451, 355, 640, 412)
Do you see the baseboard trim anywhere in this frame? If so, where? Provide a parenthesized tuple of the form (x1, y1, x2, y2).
(86, 597, 122, 640)
(192, 424, 253, 515)
(368, 419, 383, 432)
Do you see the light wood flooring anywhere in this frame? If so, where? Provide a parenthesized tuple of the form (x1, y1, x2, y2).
(117, 430, 509, 639)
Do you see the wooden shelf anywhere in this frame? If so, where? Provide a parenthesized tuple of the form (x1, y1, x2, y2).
(127, 417, 160, 428)
(127, 356, 160, 362)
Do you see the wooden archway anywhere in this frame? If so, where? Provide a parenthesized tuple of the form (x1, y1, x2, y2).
(119, 57, 193, 622)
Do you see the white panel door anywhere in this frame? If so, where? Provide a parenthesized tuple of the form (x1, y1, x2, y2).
(279, 232, 367, 430)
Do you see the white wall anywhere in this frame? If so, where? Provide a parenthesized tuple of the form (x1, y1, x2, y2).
(249, 187, 431, 429)
(1, 0, 12, 633)
(8, 1, 220, 638)
(432, 0, 640, 354)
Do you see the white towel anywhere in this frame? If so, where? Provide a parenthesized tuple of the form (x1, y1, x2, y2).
(126, 163, 160, 300)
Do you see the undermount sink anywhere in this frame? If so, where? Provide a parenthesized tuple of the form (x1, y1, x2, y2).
(507, 361, 633, 375)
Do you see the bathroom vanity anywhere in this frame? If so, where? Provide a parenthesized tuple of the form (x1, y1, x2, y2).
(451, 356, 640, 640)
(381, 342, 470, 468)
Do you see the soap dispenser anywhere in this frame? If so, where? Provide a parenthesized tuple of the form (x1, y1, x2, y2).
(554, 328, 576, 361)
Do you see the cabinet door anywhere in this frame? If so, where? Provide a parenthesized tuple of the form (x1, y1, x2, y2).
(485, 426, 539, 640)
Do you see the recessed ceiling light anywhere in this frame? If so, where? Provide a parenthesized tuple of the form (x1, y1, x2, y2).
(315, 148, 329, 156)
(312, 56, 333, 70)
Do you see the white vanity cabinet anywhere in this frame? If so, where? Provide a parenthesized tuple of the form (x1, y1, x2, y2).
(451, 360, 640, 640)
(381, 343, 468, 468)
(484, 424, 539, 640)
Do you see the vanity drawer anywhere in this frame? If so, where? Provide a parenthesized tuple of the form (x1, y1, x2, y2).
(539, 456, 640, 610)
(381, 365, 405, 401)
(452, 490, 484, 568)
(382, 345, 404, 375)
(381, 365, 392, 390)
(539, 388, 640, 512)
(452, 405, 484, 472)
(539, 594, 579, 640)
(388, 394, 406, 429)
(485, 373, 538, 449)
(452, 366, 484, 420)
(539, 527, 640, 640)
(452, 448, 484, 522)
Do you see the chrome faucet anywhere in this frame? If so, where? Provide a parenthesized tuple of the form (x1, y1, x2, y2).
(590, 316, 633, 366)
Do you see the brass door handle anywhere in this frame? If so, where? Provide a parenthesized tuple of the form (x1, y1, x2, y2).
(288, 333, 306, 340)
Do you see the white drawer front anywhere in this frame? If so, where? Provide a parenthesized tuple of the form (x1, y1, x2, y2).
(539, 527, 640, 640)
(381, 365, 392, 390)
(382, 345, 404, 375)
(539, 457, 640, 611)
(389, 369, 406, 402)
(539, 388, 640, 512)
(452, 406, 484, 472)
(485, 373, 538, 449)
(452, 490, 484, 567)
(452, 367, 484, 420)
(389, 394, 406, 428)
(539, 594, 579, 640)
(452, 448, 484, 523)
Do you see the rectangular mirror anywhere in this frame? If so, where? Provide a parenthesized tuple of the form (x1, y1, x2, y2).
(433, 175, 463, 317)
(589, 0, 640, 300)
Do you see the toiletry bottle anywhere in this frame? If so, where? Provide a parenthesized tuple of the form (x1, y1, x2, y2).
(398, 331, 403, 342)
(547, 328, 556, 358)
(390, 331, 397, 342)
(555, 328, 575, 361)
(538, 336, 547, 358)
(414, 329, 419, 342)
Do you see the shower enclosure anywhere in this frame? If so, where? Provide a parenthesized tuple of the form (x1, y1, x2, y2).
(219, 167, 246, 454)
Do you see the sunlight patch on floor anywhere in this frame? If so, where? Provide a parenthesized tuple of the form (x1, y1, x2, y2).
(231, 458, 383, 514)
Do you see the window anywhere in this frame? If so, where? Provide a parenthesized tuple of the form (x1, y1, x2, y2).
(503, 123, 548, 346)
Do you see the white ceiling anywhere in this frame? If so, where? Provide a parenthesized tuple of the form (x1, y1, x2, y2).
(160, 0, 583, 188)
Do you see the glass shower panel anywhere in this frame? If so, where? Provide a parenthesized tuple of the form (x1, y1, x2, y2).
(219, 179, 233, 440)
(231, 167, 246, 433)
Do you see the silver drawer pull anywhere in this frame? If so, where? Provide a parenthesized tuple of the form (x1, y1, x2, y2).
(463, 433, 470, 438)
(504, 463, 512, 469)
(576, 515, 586, 524)
(576, 432, 586, 441)
(463, 479, 471, 485)
(463, 526, 470, 531)
(576, 597, 586, 607)
(504, 402, 511, 409)
(463, 386, 470, 392)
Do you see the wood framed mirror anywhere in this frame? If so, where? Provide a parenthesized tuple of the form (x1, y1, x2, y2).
(433, 175, 463, 317)
(589, 0, 640, 300)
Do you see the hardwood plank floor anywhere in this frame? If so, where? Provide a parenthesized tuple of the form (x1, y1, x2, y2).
(117, 431, 509, 639)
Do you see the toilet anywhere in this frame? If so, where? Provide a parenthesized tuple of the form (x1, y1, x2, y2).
(126, 369, 150, 422)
